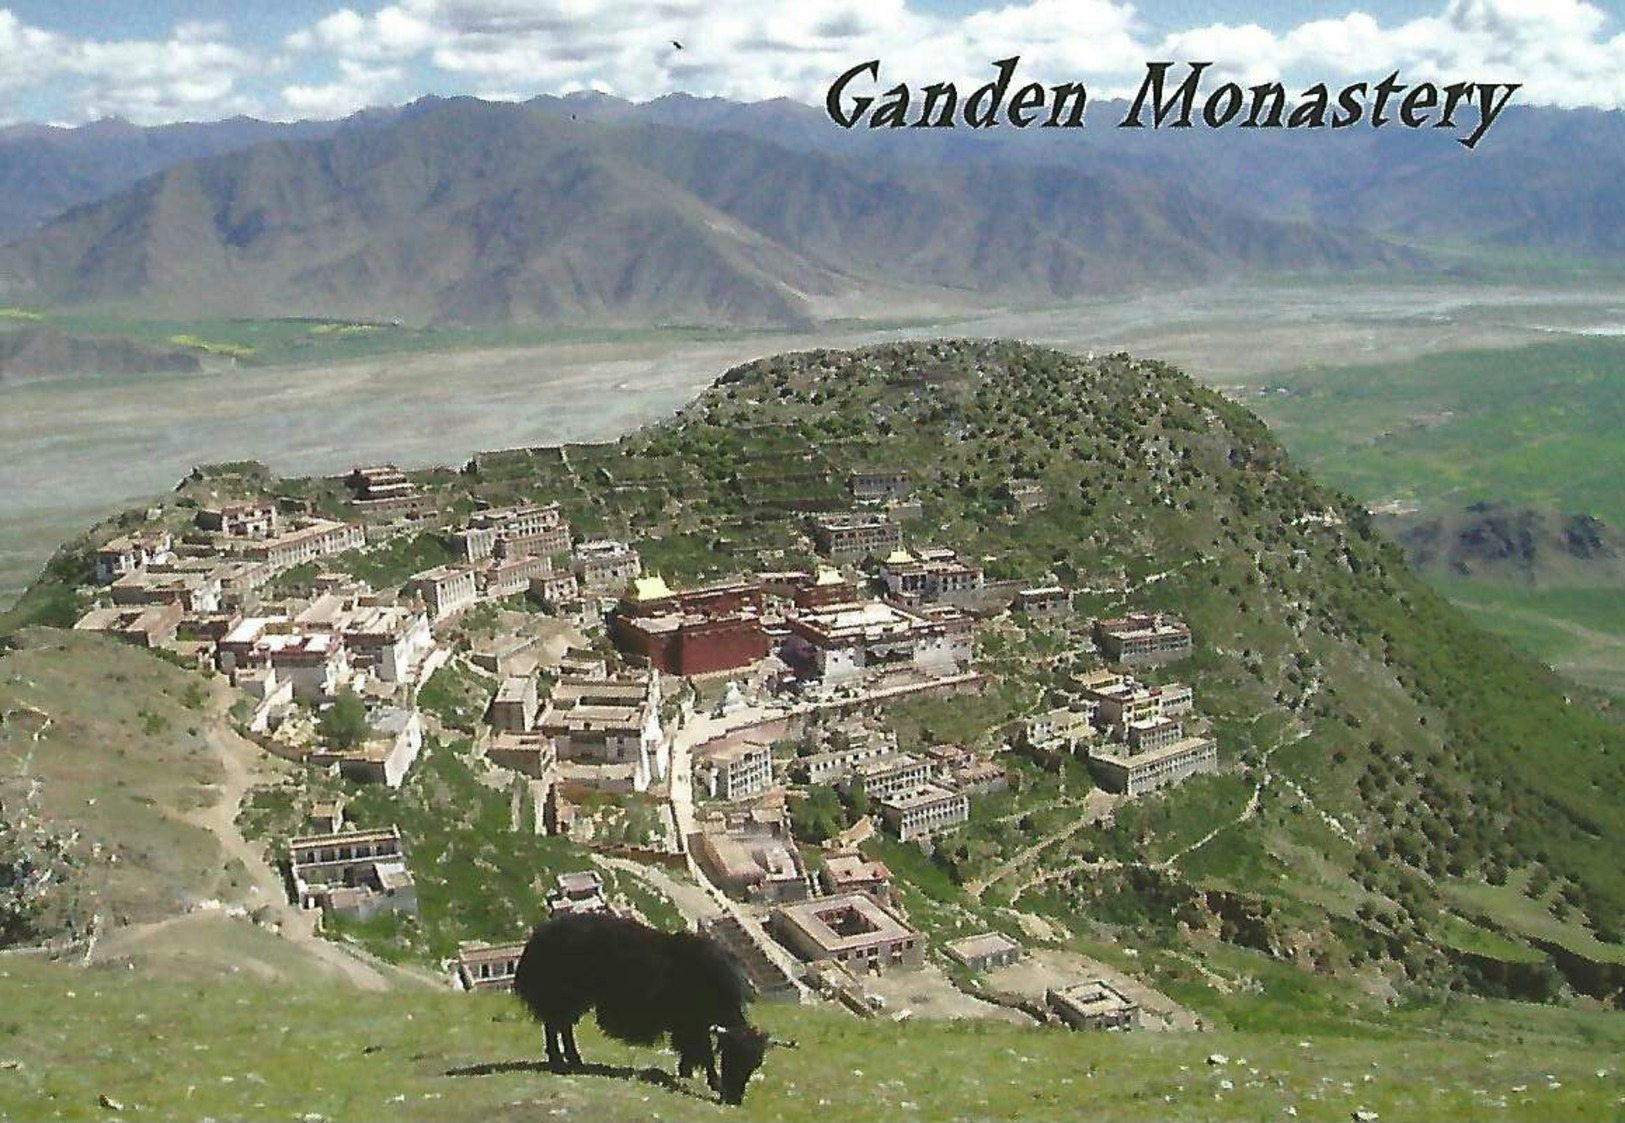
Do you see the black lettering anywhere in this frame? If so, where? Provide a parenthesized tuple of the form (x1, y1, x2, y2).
(1461, 82, 1521, 149)
(1008, 82, 1047, 127)
(871, 84, 911, 128)
(1121, 61, 1209, 128)
(1243, 82, 1285, 127)
(1399, 83, 1437, 127)
(1287, 83, 1329, 128)
(1204, 83, 1244, 127)
(916, 82, 958, 127)
(1332, 82, 1367, 128)
(1371, 71, 1405, 127)
(964, 56, 1021, 128)
(1438, 81, 1472, 127)
(1044, 83, 1089, 127)
(826, 59, 879, 128)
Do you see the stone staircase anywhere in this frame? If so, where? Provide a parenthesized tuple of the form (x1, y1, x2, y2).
(702, 914, 801, 1002)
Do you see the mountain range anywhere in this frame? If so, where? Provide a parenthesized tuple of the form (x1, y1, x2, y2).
(0, 92, 1617, 328)
(1391, 502, 1625, 586)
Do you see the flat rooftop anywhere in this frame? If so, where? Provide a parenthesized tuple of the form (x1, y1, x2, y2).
(1052, 979, 1136, 1013)
(576, 539, 635, 558)
(542, 705, 645, 732)
(699, 739, 770, 764)
(414, 563, 477, 582)
(773, 892, 918, 954)
(946, 932, 1021, 962)
(878, 783, 964, 811)
(288, 826, 402, 851)
(814, 512, 894, 530)
(822, 854, 891, 882)
(495, 676, 535, 703)
(1098, 613, 1190, 638)
(854, 752, 925, 777)
(1091, 735, 1216, 768)
(345, 605, 419, 637)
(551, 677, 650, 705)
(457, 940, 527, 967)
(222, 615, 288, 645)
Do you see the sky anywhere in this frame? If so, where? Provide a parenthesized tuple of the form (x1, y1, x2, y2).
(0, 0, 1622, 126)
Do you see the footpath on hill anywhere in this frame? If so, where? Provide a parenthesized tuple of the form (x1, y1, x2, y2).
(86, 681, 437, 991)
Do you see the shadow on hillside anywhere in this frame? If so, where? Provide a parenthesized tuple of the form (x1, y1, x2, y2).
(444, 1058, 713, 1101)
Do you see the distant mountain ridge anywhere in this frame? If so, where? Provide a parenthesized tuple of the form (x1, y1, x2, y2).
(1391, 502, 1625, 586)
(0, 92, 1617, 328)
(0, 115, 363, 243)
(0, 97, 1414, 329)
(528, 91, 1625, 257)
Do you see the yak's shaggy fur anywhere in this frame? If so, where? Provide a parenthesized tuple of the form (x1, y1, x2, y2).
(514, 912, 769, 1104)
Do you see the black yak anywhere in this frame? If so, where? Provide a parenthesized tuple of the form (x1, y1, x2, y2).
(513, 911, 788, 1105)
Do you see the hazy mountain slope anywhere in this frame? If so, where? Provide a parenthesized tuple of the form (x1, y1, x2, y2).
(3, 95, 1616, 272)
(542, 93, 1625, 261)
(622, 129, 1407, 296)
(0, 98, 1413, 328)
(0, 101, 842, 327)
(0, 325, 200, 382)
(0, 116, 350, 243)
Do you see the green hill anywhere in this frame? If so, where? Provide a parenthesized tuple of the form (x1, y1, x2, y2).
(4, 339, 1623, 1119)
(1247, 337, 1625, 697)
(453, 341, 1623, 993)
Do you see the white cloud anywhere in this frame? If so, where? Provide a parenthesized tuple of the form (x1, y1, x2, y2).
(0, 9, 263, 122)
(282, 59, 405, 118)
(1151, 0, 1625, 107)
(270, 0, 1625, 118)
(4, 0, 1624, 126)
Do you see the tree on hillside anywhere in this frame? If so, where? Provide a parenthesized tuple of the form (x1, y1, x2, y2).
(840, 775, 871, 820)
(318, 691, 370, 750)
(789, 785, 845, 844)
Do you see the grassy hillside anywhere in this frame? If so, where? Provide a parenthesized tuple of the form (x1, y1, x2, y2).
(0, 628, 230, 933)
(15, 340, 1619, 992)
(437, 340, 1625, 997)
(0, 955, 1620, 1122)
(5, 340, 1621, 1116)
(1250, 337, 1625, 695)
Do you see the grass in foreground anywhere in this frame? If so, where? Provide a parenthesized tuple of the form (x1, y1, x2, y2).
(0, 956, 1621, 1122)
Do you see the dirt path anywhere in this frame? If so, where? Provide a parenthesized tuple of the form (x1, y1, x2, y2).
(666, 706, 812, 1000)
(1160, 724, 1310, 871)
(966, 789, 1120, 901)
(598, 857, 722, 929)
(91, 685, 433, 991)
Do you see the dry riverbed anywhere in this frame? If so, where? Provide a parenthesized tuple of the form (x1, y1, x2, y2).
(5, 281, 1621, 609)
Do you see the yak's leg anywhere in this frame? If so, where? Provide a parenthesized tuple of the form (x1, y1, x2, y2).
(672, 1027, 711, 1085)
(545, 1023, 567, 1070)
(562, 1023, 584, 1069)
